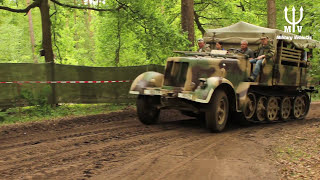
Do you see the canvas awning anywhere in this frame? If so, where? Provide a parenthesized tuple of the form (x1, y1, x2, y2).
(204, 21, 320, 49)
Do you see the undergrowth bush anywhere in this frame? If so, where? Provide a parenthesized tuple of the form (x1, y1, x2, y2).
(19, 86, 52, 115)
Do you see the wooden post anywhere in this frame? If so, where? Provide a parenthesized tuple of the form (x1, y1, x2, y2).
(51, 62, 57, 108)
(45, 62, 56, 108)
(17, 83, 22, 118)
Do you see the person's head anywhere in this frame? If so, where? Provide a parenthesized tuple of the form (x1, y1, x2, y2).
(215, 42, 223, 50)
(260, 36, 269, 45)
(240, 40, 248, 50)
(198, 38, 205, 48)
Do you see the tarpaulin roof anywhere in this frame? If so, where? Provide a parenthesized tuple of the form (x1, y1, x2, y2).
(204, 21, 320, 49)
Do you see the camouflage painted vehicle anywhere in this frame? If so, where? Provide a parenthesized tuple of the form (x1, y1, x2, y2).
(129, 22, 319, 132)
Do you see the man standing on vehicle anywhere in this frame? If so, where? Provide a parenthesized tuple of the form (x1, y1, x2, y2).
(238, 40, 254, 59)
(248, 36, 275, 82)
(197, 38, 211, 52)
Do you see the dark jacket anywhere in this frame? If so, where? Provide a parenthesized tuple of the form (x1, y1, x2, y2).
(239, 48, 254, 59)
(256, 43, 275, 60)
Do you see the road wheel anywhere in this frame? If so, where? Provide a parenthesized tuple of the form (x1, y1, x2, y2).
(293, 93, 310, 119)
(280, 97, 291, 121)
(243, 93, 256, 120)
(256, 96, 267, 122)
(206, 89, 229, 132)
(266, 96, 279, 121)
(136, 95, 160, 125)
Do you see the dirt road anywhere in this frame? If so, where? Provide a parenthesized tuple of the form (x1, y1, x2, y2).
(0, 103, 319, 180)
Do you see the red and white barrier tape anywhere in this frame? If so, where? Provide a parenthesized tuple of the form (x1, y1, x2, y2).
(0, 80, 131, 84)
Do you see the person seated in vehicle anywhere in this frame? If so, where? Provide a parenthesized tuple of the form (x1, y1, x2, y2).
(248, 36, 275, 82)
(215, 41, 224, 50)
(197, 38, 211, 52)
(238, 40, 254, 59)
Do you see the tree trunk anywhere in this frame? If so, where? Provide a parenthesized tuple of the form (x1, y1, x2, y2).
(39, 0, 56, 107)
(87, 0, 91, 23)
(73, 0, 79, 50)
(267, 0, 276, 29)
(87, 0, 94, 40)
(114, 10, 121, 66)
(86, 0, 95, 62)
(26, 0, 38, 63)
(181, 0, 194, 46)
(39, 0, 54, 63)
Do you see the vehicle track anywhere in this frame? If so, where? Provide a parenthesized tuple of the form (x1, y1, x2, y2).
(0, 103, 319, 180)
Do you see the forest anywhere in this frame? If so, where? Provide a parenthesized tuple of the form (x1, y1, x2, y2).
(0, 1, 320, 179)
(0, 0, 319, 77)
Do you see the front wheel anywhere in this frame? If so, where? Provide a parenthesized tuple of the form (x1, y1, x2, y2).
(206, 89, 229, 132)
(136, 95, 160, 125)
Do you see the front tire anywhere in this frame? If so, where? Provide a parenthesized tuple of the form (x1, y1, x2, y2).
(206, 89, 229, 132)
(136, 95, 160, 125)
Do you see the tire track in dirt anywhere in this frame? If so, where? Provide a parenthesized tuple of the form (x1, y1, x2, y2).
(99, 132, 236, 180)
(0, 112, 135, 142)
(1, 128, 188, 171)
(93, 124, 278, 180)
(0, 103, 319, 180)
(0, 109, 205, 179)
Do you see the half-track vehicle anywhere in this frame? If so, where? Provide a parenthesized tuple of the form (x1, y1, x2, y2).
(129, 22, 319, 132)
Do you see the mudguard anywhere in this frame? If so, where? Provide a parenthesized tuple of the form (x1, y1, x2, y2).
(235, 82, 252, 112)
(192, 77, 235, 103)
(129, 71, 164, 94)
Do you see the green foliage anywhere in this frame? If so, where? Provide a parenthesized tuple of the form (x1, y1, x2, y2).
(0, 0, 43, 63)
(307, 54, 320, 84)
(0, 0, 319, 69)
(311, 85, 320, 101)
(50, 0, 190, 66)
(19, 86, 52, 115)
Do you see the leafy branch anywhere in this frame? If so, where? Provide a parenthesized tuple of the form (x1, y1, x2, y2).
(0, 0, 125, 14)
(50, 0, 124, 12)
(0, 0, 39, 14)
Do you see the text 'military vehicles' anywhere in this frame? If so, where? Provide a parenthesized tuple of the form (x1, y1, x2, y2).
(129, 22, 319, 132)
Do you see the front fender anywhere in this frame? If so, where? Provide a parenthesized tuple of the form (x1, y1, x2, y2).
(129, 71, 164, 94)
(193, 77, 234, 103)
